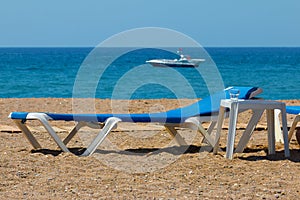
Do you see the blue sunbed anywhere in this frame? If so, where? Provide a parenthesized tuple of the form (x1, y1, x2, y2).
(286, 106, 300, 115)
(9, 86, 262, 156)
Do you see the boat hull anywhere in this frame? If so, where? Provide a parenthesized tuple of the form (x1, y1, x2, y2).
(146, 59, 204, 68)
(148, 62, 199, 68)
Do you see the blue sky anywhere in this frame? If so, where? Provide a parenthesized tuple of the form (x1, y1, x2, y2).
(0, 0, 299, 47)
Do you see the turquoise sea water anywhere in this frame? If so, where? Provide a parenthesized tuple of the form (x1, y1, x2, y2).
(0, 47, 299, 100)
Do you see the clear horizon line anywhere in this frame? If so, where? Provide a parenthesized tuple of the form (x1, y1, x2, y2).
(0, 45, 300, 48)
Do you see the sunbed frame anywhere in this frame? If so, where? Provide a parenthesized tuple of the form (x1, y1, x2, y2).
(9, 86, 262, 156)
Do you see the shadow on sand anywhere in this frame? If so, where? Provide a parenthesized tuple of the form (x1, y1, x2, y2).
(31, 145, 300, 162)
(31, 145, 208, 157)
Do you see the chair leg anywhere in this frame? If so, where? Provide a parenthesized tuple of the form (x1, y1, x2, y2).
(213, 107, 226, 155)
(14, 120, 42, 149)
(81, 117, 121, 156)
(207, 121, 217, 135)
(185, 117, 216, 148)
(200, 121, 217, 144)
(14, 113, 70, 153)
(62, 122, 104, 145)
(165, 125, 187, 146)
(288, 115, 300, 142)
(280, 106, 290, 157)
(63, 121, 86, 145)
(267, 109, 276, 155)
(235, 109, 264, 153)
(225, 102, 239, 159)
(274, 109, 284, 143)
(37, 116, 70, 153)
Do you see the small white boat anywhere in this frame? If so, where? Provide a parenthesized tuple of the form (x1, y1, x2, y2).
(146, 49, 205, 68)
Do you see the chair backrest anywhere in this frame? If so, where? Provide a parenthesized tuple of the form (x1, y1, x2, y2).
(166, 86, 262, 118)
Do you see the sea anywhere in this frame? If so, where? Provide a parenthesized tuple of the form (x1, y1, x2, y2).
(0, 47, 299, 100)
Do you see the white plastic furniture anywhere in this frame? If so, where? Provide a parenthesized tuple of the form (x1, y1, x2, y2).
(275, 106, 300, 143)
(213, 99, 290, 159)
(9, 87, 262, 156)
(288, 115, 300, 141)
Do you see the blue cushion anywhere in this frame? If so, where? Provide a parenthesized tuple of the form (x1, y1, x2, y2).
(286, 106, 300, 115)
(10, 86, 261, 123)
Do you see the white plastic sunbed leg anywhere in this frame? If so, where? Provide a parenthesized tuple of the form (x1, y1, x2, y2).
(165, 125, 187, 146)
(213, 106, 226, 155)
(63, 121, 86, 145)
(225, 102, 239, 159)
(267, 109, 276, 155)
(280, 106, 290, 157)
(235, 109, 264, 153)
(201, 121, 217, 144)
(62, 121, 104, 145)
(207, 121, 217, 135)
(185, 117, 216, 148)
(288, 115, 300, 142)
(14, 120, 42, 149)
(81, 117, 121, 156)
(36, 115, 70, 153)
(274, 109, 284, 143)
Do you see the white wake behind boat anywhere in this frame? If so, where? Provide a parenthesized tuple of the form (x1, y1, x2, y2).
(146, 49, 205, 68)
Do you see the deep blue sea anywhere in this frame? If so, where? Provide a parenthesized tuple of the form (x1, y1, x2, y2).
(0, 47, 299, 100)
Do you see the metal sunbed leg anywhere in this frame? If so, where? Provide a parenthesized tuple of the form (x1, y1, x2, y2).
(13, 120, 42, 149)
(165, 125, 187, 146)
(235, 109, 264, 153)
(81, 117, 121, 156)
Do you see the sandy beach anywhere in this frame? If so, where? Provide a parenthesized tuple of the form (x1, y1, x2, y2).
(1, 98, 300, 199)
